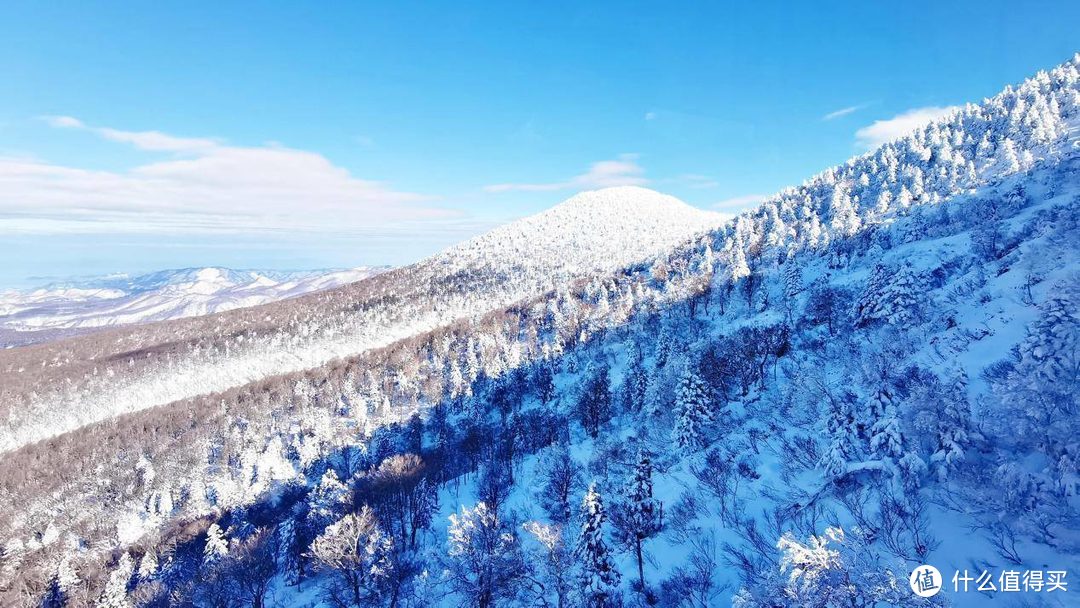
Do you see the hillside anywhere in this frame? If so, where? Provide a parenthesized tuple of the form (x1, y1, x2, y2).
(0, 188, 722, 453)
(0, 55, 1076, 608)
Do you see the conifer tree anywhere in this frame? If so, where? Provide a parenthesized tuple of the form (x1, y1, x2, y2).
(98, 553, 134, 608)
(783, 260, 802, 301)
(308, 469, 351, 530)
(854, 264, 889, 328)
(878, 264, 921, 327)
(203, 523, 228, 567)
(277, 516, 302, 587)
(869, 400, 904, 460)
(930, 369, 978, 481)
(855, 264, 920, 328)
(41, 577, 68, 608)
(42, 559, 78, 608)
(673, 369, 713, 452)
(576, 484, 621, 607)
(136, 551, 158, 583)
(820, 398, 862, 479)
(615, 450, 663, 589)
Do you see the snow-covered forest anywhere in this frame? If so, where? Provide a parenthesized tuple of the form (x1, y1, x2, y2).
(0, 54, 1077, 607)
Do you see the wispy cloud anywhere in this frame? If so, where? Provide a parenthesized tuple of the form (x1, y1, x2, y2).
(854, 106, 959, 150)
(42, 115, 219, 151)
(822, 104, 865, 121)
(41, 115, 85, 129)
(483, 154, 647, 193)
(2, 118, 451, 235)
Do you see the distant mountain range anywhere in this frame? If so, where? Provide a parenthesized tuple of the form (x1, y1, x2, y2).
(0, 266, 387, 346)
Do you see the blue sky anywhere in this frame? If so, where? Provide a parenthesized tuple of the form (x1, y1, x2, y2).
(1, 1, 1077, 286)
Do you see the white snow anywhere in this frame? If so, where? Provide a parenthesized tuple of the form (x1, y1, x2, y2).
(0, 266, 387, 339)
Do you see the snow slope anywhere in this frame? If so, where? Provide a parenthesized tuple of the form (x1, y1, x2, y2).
(0, 188, 721, 452)
(0, 266, 387, 345)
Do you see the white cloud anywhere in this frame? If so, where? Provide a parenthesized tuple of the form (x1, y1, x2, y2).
(483, 154, 648, 193)
(855, 106, 959, 150)
(822, 104, 864, 121)
(41, 115, 85, 128)
(96, 127, 219, 152)
(1, 118, 450, 235)
(41, 115, 219, 152)
(644, 111, 657, 121)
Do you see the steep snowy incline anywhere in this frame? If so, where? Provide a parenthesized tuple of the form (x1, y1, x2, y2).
(0, 188, 721, 452)
(0, 266, 387, 345)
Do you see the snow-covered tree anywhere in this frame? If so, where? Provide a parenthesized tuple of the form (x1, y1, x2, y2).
(782, 260, 802, 304)
(203, 523, 228, 566)
(868, 391, 903, 459)
(136, 551, 158, 583)
(991, 292, 1080, 495)
(733, 527, 907, 608)
(854, 264, 889, 328)
(42, 558, 79, 608)
(673, 368, 713, 452)
(446, 502, 524, 608)
(523, 521, 573, 608)
(819, 397, 862, 480)
(613, 449, 663, 588)
(277, 515, 302, 587)
(854, 263, 921, 328)
(970, 199, 1008, 261)
(98, 553, 134, 608)
(310, 505, 394, 608)
(308, 468, 351, 529)
(929, 369, 978, 481)
(828, 185, 861, 237)
(0, 539, 25, 582)
(576, 484, 621, 607)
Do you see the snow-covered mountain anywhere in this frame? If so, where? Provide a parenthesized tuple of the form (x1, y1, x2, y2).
(436, 186, 724, 276)
(0, 187, 721, 454)
(0, 266, 387, 346)
(0, 55, 1077, 608)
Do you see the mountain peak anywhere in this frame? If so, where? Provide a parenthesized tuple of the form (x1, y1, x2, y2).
(436, 186, 724, 276)
(551, 185, 699, 215)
